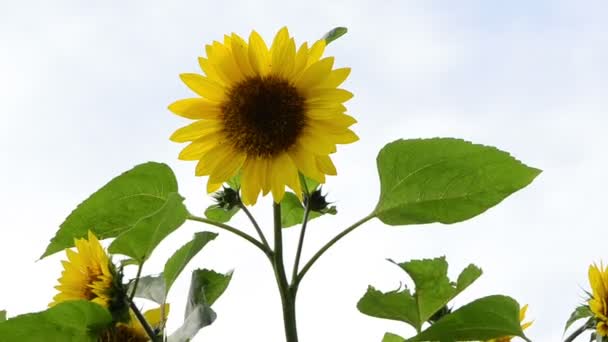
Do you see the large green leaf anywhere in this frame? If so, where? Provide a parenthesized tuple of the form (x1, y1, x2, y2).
(280, 192, 336, 228)
(407, 295, 529, 342)
(42, 162, 178, 258)
(564, 305, 592, 333)
(164, 232, 218, 293)
(383, 333, 406, 342)
(204, 204, 239, 223)
(373, 138, 541, 225)
(108, 193, 188, 263)
(168, 269, 232, 342)
(357, 286, 419, 328)
(0, 301, 111, 341)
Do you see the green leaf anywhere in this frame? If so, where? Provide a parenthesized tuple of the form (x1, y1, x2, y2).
(373, 138, 541, 226)
(383, 332, 406, 342)
(301, 175, 320, 193)
(164, 232, 218, 294)
(189, 269, 233, 307)
(227, 172, 241, 189)
(357, 286, 420, 328)
(0, 300, 111, 341)
(42, 162, 178, 258)
(204, 204, 239, 223)
(0, 310, 6, 322)
(564, 305, 593, 333)
(168, 269, 233, 342)
(323, 27, 348, 44)
(130, 275, 166, 304)
(108, 193, 188, 263)
(407, 295, 529, 342)
(397, 257, 482, 328)
(280, 192, 337, 228)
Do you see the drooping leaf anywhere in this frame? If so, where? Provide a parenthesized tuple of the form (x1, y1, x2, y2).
(164, 232, 218, 293)
(168, 269, 232, 342)
(397, 257, 482, 328)
(204, 204, 239, 223)
(0, 300, 111, 341)
(108, 193, 188, 263)
(323, 27, 348, 44)
(383, 332, 406, 342)
(42, 162, 178, 258)
(373, 138, 541, 226)
(129, 275, 166, 304)
(564, 305, 593, 333)
(357, 286, 420, 328)
(188, 269, 233, 307)
(0, 310, 6, 322)
(407, 295, 529, 342)
(280, 192, 336, 228)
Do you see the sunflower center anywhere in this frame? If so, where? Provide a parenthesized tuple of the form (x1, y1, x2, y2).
(221, 75, 306, 157)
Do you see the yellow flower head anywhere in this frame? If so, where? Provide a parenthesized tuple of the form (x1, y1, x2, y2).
(100, 305, 170, 342)
(49, 231, 115, 308)
(589, 262, 608, 336)
(169, 27, 358, 205)
(486, 304, 533, 342)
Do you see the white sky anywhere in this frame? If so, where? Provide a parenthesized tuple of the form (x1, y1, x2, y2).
(1, 1, 607, 341)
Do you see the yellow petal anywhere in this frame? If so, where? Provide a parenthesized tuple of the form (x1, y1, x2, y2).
(270, 27, 295, 77)
(288, 146, 325, 183)
(330, 129, 359, 144)
(270, 154, 291, 202)
(248, 30, 270, 76)
(195, 144, 230, 176)
(299, 132, 337, 154)
(178, 132, 222, 160)
(307, 39, 326, 67)
(230, 33, 254, 77)
(210, 41, 244, 84)
(170, 120, 222, 143)
(198, 57, 227, 85)
(306, 88, 353, 103)
(318, 68, 351, 88)
(292, 42, 309, 78)
(209, 151, 246, 184)
(296, 57, 334, 90)
(240, 158, 261, 205)
(316, 155, 337, 175)
(168, 98, 222, 120)
(179, 74, 226, 102)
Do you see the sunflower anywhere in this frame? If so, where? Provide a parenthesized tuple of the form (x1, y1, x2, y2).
(49, 231, 115, 308)
(486, 304, 533, 342)
(99, 305, 170, 342)
(169, 27, 358, 205)
(589, 263, 608, 336)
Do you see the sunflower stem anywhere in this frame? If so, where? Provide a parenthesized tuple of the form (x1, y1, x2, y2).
(291, 202, 311, 287)
(129, 263, 144, 301)
(129, 299, 159, 342)
(563, 319, 593, 342)
(239, 202, 271, 250)
(272, 202, 299, 342)
(295, 214, 374, 287)
(187, 214, 272, 258)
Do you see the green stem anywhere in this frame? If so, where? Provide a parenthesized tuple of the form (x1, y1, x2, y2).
(563, 319, 593, 342)
(272, 202, 298, 342)
(129, 299, 159, 342)
(239, 202, 271, 250)
(295, 214, 374, 287)
(129, 263, 144, 301)
(187, 214, 272, 258)
(291, 203, 311, 286)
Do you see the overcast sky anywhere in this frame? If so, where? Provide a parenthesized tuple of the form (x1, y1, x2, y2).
(1, 1, 607, 341)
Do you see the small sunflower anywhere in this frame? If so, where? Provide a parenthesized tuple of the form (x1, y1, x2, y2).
(589, 263, 608, 336)
(169, 27, 358, 205)
(49, 231, 115, 308)
(99, 304, 170, 342)
(486, 304, 533, 342)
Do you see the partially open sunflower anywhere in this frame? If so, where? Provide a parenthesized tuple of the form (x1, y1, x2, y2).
(169, 27, 357, 205)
